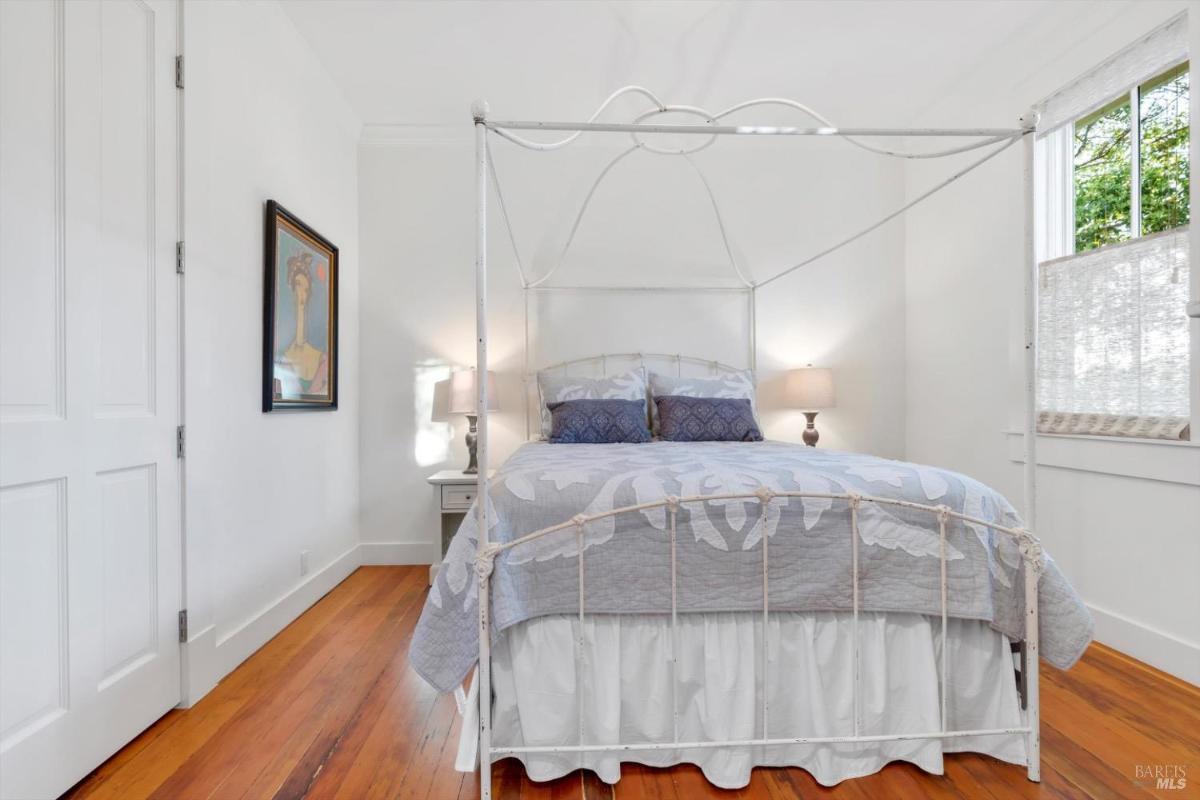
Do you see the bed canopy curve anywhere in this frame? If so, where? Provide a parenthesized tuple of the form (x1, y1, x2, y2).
(489, 86, 1033, 292)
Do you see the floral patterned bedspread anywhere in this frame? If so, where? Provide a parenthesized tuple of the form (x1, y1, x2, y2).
(409, 441, 1092, 693)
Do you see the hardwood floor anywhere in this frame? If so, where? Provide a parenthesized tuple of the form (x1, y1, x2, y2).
(63, 566, 1198, 800)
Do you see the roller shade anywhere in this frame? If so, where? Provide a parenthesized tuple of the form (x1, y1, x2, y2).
(1037, 228, 1190, 439)
(1034, 13, 1186, 136)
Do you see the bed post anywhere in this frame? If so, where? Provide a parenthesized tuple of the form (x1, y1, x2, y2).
(748, 286, 758, 373)
(1019, 108, 1041, 783)
(1020, 530, 1043, 783)
(472, 98, 493, 800)
(1020, 110, 1039, 532)
(523, 289, 531, 439)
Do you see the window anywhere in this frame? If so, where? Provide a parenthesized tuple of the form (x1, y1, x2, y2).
(1140, 64, 1190, 237)
(1073, 96, 1132, 251)
(1073, 64, 1189, 252)
(1035, 19, 1192, 441)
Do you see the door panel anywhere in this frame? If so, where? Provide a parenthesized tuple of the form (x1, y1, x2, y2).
(98, 464, 158, 688)
(97, 0, 156, 417)
(0, 1, 181, 797)
(0, 0, 64, 424)
(0, 479, 68, 750)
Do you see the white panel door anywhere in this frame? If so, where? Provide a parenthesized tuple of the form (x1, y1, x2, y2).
(0, 0, 181, 797)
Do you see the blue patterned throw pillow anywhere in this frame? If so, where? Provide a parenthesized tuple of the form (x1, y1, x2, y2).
(655, 395, 763, 442)
(547, 399, 651, 444)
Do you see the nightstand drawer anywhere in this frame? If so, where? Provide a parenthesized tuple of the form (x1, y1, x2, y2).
(441, 484, 478, 510)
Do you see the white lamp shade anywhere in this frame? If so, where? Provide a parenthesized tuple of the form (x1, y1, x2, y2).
(448, 369, 499, 414)
(786, 367, 835, 410)
(430, 377, 451, 423)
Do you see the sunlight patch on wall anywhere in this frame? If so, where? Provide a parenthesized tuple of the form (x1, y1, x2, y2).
(414, 362, 452, 467)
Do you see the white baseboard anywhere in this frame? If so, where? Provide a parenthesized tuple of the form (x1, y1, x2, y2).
(180, 544, 363, 707)
(359, 540, 439, 565)
(179, 541, 441, 707)
(213, 544, 362, 680)
(180, 623, 217, 707)
(1088, 602, 1200, 686)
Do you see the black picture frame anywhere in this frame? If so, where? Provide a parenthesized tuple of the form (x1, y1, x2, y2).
(263, 200, 339, 412)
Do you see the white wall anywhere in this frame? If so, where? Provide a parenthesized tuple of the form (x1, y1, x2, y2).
(904, 0, 1200, 683)
(357, 136, 525, 565)
(182, 0, 362, 700)
(357, 130, 906, 552)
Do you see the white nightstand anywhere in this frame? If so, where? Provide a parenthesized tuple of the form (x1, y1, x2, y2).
(427, 469, 490, 585)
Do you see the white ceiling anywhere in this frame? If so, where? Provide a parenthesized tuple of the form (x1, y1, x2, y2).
(280, 0, 1094, 129)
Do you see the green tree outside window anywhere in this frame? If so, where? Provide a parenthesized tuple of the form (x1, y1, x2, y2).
(1141, 64, 1189, 236)
(1073, 62, 1189, 253)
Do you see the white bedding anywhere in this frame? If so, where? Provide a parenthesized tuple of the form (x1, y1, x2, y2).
(486, 611, 1027, 788)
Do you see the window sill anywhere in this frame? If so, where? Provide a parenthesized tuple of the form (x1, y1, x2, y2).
(1005, 430, 1200, 486)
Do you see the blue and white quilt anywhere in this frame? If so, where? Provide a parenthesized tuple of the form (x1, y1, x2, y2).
(410, 441, 1092, 693)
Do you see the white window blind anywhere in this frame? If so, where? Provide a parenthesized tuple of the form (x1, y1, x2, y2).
(1037, 228, 1191, 436)
(1034, 13, 1186, 136)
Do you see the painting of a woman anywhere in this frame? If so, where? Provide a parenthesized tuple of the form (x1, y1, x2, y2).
(263, 201, 338, 410)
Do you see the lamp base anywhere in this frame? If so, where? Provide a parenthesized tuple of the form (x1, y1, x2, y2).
(463, 414, 479, 474)
(802, 411, 820, 447)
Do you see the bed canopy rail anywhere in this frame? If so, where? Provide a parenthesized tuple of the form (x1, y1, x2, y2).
(486, 85, 1025, 155)
(470, 91, 1042, 797)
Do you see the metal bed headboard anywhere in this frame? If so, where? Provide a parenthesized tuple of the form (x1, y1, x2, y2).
(524, 351, 750, 438)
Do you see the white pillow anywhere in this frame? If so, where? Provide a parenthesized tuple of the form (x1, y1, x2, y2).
(648, 370, 758, 435)
(536, 368, 647, 439)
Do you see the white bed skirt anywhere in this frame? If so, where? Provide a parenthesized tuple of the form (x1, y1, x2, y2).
(487, 611, 1027, 788)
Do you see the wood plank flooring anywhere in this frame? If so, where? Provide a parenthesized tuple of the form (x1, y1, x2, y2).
(63, 567, 1198, 799)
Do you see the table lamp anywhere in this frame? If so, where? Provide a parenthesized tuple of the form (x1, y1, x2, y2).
(448, 369, 499, 473)
(786, 365, 835, 447)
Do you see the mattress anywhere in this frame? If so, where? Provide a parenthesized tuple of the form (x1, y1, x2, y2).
(487, 610, 1027, 788)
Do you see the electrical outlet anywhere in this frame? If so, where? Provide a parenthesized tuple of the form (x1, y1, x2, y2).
(300, 550, 310, 577)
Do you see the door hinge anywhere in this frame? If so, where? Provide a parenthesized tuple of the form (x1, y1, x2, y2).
(176, 241, 185, 274)
(175, 55, 184, 90)
(176, 425, 185, 458)
(178, 609, 188, 643)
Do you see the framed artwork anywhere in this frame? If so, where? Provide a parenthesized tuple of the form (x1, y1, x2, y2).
(263, 200, 338, 411)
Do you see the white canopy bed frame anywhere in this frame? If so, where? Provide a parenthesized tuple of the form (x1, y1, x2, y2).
(462, 87, 1045, 797)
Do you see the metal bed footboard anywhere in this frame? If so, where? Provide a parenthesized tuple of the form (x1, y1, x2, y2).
(469, 490, 1044, 799)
